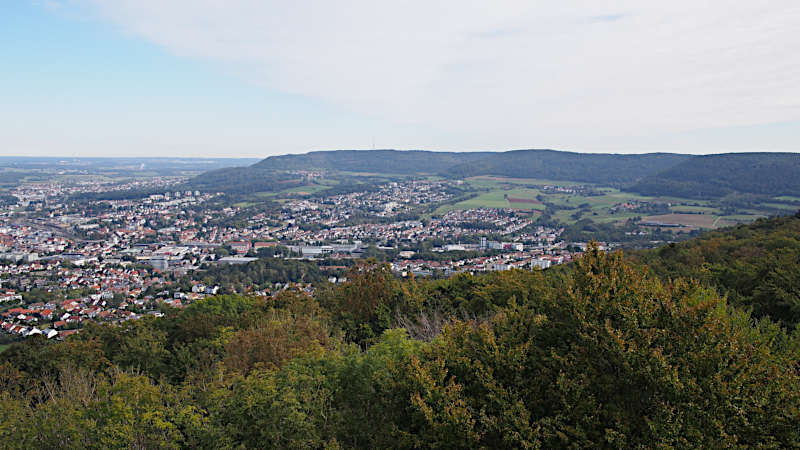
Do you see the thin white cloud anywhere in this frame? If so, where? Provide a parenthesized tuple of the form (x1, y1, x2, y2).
(64, 1, 800, 151)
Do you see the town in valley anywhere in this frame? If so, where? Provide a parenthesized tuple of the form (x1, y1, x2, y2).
(1, 152, 797, 343)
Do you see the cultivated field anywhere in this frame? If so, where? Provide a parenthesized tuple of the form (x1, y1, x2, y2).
(436, 188, 546, 214)
(641, 213, 719, 229)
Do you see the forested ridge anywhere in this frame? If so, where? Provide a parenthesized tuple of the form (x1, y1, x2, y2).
(183, 166, 307, 195)
(3, 227, 800, 447)
(629, 152, 800, 198)
(253, 149, 492, 175)
(193, 149, 800, 198)
(244, 149, 692, 185)
(443, 149, 690, 184)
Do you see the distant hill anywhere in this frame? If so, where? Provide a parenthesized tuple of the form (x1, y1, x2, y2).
(629, 153, 800, 198)
(185, 166, 306, 195)
(252, 149, 691, 184)
(191, 149, 800, 198)
(252, 149, 492, 175)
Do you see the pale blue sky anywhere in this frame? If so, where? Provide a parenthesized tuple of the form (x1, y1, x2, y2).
(2, 1, 799, 158)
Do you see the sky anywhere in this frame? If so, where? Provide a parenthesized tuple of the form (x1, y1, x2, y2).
(2, 1, 799, 158)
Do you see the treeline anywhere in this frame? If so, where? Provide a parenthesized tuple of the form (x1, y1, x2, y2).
(630, 212, 800, 328)
(445, 150, 690, 185)
(560, 217, 688, 244)
(0, 171, 34, 188)
(184, 167, 305, 195)
(2, 245, 799, 448)
(186, 258, 328, 294)
(253, 149, 491, 175)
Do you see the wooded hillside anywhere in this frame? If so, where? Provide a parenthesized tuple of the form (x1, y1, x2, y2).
(629, 152, 800, 198)
(631, 211, 800, 327)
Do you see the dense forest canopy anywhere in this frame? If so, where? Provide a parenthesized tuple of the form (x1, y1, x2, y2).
(629, 152, 800, 198)
(443, 149, 691, 184)
(189, 258, 327, 294)
(631, 212, 800, 328)
(2, 230, 800, 447)
(183, 166, 307, 194)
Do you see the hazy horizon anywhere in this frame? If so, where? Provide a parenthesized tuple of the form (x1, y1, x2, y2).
(1, 147, 798, 161)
